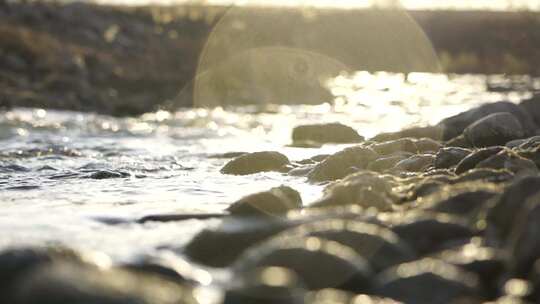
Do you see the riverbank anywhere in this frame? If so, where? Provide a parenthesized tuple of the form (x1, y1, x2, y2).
(1, 1, 540, 115)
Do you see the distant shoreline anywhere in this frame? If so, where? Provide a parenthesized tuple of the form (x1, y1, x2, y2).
(1, 1, 539, 115)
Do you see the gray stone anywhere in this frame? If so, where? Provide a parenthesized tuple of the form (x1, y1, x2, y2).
(370, 138, 417, 155)
(221, 151, 290, 175)
(233, 236, 373, 293)
(227, 186, 302, 217)
(291, 123, 364, 144)
(308, 146, 378, 182)
(464, 112, 525, 148)
(311, 171, 397, 211)
(438, 101, 537, 140)
(455, 147, 505, 175)
(279, 219, 416, 271)
(434, 147, 472, 169)
(375, 258, 482, 304)
(392, 154, 435, 172)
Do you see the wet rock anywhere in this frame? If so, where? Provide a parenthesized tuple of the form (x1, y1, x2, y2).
(433, 242, 506, 298)
(227, 186, 302, 217)
(305, 288, 401, 304)
(519, 94, 540, 127)
(312, 171, 396, 211)
(390, 213, 477, 255)
(183, 218, 296, 267)
(417, 183, 499, 216)
(463, 112, 525, 148)
(221, 151, 290, 175)
(528, 259, 540, 302)
(475, 148, 537, 175)
(445, 134, 472, 148)
(224, 267, 306, 304)
(415, 138, 443, 153)
(370, 125, 444, 142)
(291, 123, 364, 144)
(406, 180, 446, 201)
(392, 154, 435, 172)
(0, 247, 84, 302)
(367, 153, 412, 172)
(375, 258, 482, 304)
(120, 253, 212, 286)
(287, 164, 316, 176)
(12, 262, 197, 304)
(87, 170, 130, 179)
(434, 147, 472, 169)
(438, 101, 537, 141)
(279, 219, 416, 271)
(450, 168, 514, 185)
(455, 147, 505, 174)
(308, 146, 378, 182)
(507, 196, 540, 277)
(370, 138, 417, 155)
(233, 236, 373, 292)
(486, 176, 540, 241)
(506, 136, 540, 149)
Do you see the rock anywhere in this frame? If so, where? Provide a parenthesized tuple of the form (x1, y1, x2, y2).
(486, 176, 540, 242)
(233, 236, 373, 292)
(221, 151, 290, 175)
(392, 154, 435, 172)
(463, 112, 525, 148)
(367, 153, 412, 172)
(506, 136, 540, 149)
(390, 213, 477, 255)
(224, 267, 306, 304)
(311, 171, 397, 211)
(507, 196, 540, 277)
(370, 125, 444, 142)
(370, 138, 417, 155)
(417, 183, 499, 216)
(433, 242, 506, 298)
(87, 170, 130, 179)
(182, 218, 297, 267)
(11, 262, 197, 304)
(279, 219, 416, 271)
(308, 146, 378, 182)
(455, 147, 505, 175)
(445, 134, 472, 148)
(120, 253, 212, 285)
(438, 101, 537, 141)
(0, 247, 85, 303)
(227, 186, 302, 217)
(291, 123, 364, 144)
(415, 138, 443, 153)
(519, 94, 540, 127)
(475, 149, 538, 176)
(375, 258, 482, 304)
(450, 168, 514, 185)
(434, 147, 472, 169)
(305, 288, 401, 304)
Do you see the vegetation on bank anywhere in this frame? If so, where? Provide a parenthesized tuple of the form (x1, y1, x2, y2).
(1, 1, 539, 115)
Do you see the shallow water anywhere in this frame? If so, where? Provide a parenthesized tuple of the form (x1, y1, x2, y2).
(0, 72, 537, 261)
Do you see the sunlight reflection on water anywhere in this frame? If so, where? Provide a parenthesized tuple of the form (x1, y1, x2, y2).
(0, 71, 537, 261)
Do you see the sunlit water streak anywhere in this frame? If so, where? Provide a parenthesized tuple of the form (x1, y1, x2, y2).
(0, 72, 537, 261)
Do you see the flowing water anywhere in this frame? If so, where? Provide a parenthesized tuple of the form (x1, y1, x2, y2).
(0, 72, 538, 262)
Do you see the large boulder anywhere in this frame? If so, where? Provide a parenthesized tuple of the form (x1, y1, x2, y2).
(463, 112, 525, 148)
(438, 101, 537, 141)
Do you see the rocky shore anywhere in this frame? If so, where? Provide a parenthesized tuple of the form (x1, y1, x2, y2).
(1, 1, 540, 115)
(4, 96, 540, 303)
